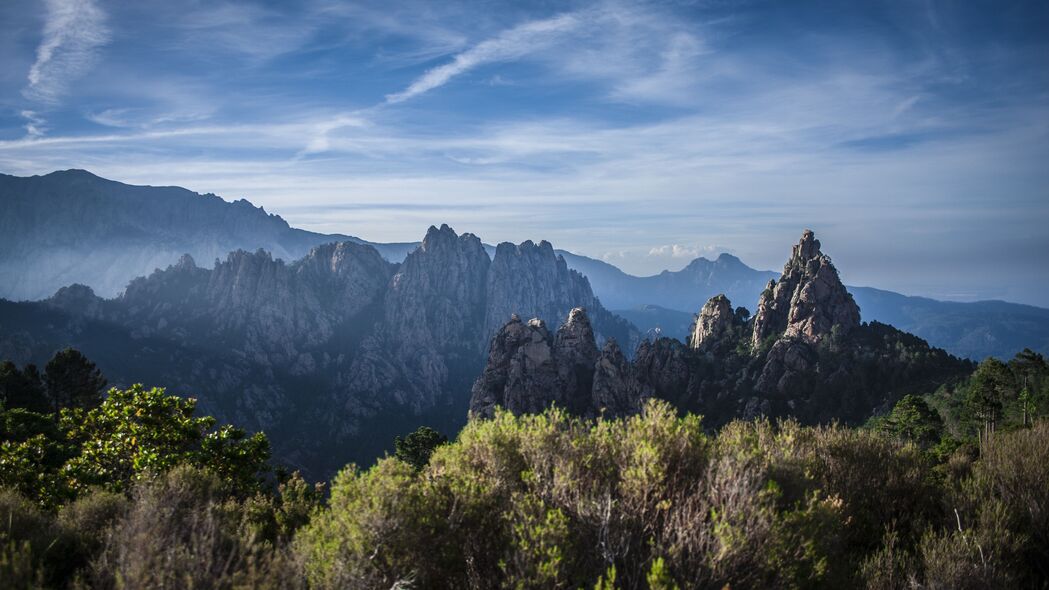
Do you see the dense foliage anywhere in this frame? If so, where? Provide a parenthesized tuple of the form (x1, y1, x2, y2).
(2, 349, 1047, 588)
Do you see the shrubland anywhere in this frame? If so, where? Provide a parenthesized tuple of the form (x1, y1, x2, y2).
(1, 349, 1047, 588)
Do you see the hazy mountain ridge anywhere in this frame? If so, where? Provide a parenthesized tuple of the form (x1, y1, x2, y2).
(1, 169, 1045, 360)
(0, 169, 416, 300)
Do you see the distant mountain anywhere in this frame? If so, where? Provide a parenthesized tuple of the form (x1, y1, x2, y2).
(0, 225, 635, 476)
(0, 169, 415, 300)
(1, 169, 1045, 360)
(557, 250, 778, 312)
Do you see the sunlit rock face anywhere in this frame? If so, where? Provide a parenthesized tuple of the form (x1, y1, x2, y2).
(752, 229, 860, 347)
(469, 308, 646, 419)
(690, 294, 734, 350)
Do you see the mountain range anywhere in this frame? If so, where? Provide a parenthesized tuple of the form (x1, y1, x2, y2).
(0, 221, 633, 475)
(2, 169, 1046, 363)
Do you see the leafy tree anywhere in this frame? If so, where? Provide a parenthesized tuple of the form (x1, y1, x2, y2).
(60, 384, 270, 496)
(0, 408, 76, 507)
(0, 362, 49, 414)
(878, 394, 944, 448)
(394, 426, 448, 470)
(44, 348, 107, 411)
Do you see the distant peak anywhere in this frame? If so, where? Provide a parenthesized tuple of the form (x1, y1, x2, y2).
(716, 252, 742, 265)
(46, 169, 101, 179)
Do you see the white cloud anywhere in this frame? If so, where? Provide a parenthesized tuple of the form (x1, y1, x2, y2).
(20, 111, 48, 138)
(23, 0, 110, 104)
(647, 244, 726, 259)
(384, 13, 580, 104)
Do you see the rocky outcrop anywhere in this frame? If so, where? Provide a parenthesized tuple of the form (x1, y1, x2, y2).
(591, 339, 647, 417)
(469, 308, 645, 419)
(554, 308, 600, 413)
(468, 316, 561, 418)
(752, 230, 859, 347)
(690, 294, 734, 350)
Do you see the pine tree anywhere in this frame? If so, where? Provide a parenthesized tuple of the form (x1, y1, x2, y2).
(44, 348, 107, 411)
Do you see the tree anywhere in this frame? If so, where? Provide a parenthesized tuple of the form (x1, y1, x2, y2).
(0, 362, 49, 414)
(965, 358, 1013, 450)
(44, 348, 107, 411)
(879, 394, 944, 448)
(60, 384, 270, 496)
(394, 426, 448, 470)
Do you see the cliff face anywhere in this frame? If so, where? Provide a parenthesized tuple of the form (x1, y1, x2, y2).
(469, 308, 646, 419)
(484, 241, 600, 343)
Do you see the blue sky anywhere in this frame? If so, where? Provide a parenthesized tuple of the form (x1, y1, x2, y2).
(1, 0, 1048, 305)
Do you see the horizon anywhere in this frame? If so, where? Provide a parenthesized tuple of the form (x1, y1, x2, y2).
(5, 165, 1049, 309)
(2, 0, 1048, 306)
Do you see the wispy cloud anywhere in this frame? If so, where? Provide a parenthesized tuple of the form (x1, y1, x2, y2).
(384, 12, 580, 104)
(23, 0, 110, 104)
(20, 110, 47, 138)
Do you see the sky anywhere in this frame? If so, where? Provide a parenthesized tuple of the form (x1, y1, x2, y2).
(1, 0, 1048, 306)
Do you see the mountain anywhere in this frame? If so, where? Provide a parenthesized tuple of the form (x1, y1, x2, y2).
(0, 225, 635, 476)
(557, 250, 778, 312)
(2, 169, 1045, 360)
(472, 231, 973, 426)
(558, 250, 1049, 360)
(0, 169, 416, 300)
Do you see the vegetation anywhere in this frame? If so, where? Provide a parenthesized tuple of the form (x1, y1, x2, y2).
(1, 349, 1047, 588)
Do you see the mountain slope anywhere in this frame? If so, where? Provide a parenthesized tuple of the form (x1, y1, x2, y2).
(0, 169, 415, 300)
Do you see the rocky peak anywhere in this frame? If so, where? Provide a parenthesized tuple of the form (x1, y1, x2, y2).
(469, 308, 644, 420)
(483, 238, 600, 342)
(554, 307, 600, 413)
(591, 338, 647, 418)
(691, 294, 734, 350)
(468, 313, 559, 418)
(752, 230, 860, 347)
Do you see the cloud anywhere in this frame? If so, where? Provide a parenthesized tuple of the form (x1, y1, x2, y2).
(23, 0, 110, 104)
(647, 244, 726, 259)
(384, 12, 580, 104)
(20, 111, 48, 138)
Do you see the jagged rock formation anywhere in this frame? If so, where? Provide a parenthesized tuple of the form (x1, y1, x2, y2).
(469, 308, 646, 419)
(591, 339, 646, 417)
(2, 224, 637, 476)
(468, 316, 562, 418)
(484, 241, 602, 342)
(471, 230, 972, 431)
(752, 229, 860, 347)
(690, 294, 733, 350)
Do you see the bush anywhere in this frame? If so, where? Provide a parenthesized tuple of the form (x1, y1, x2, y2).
(90, 465, 303, 590)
